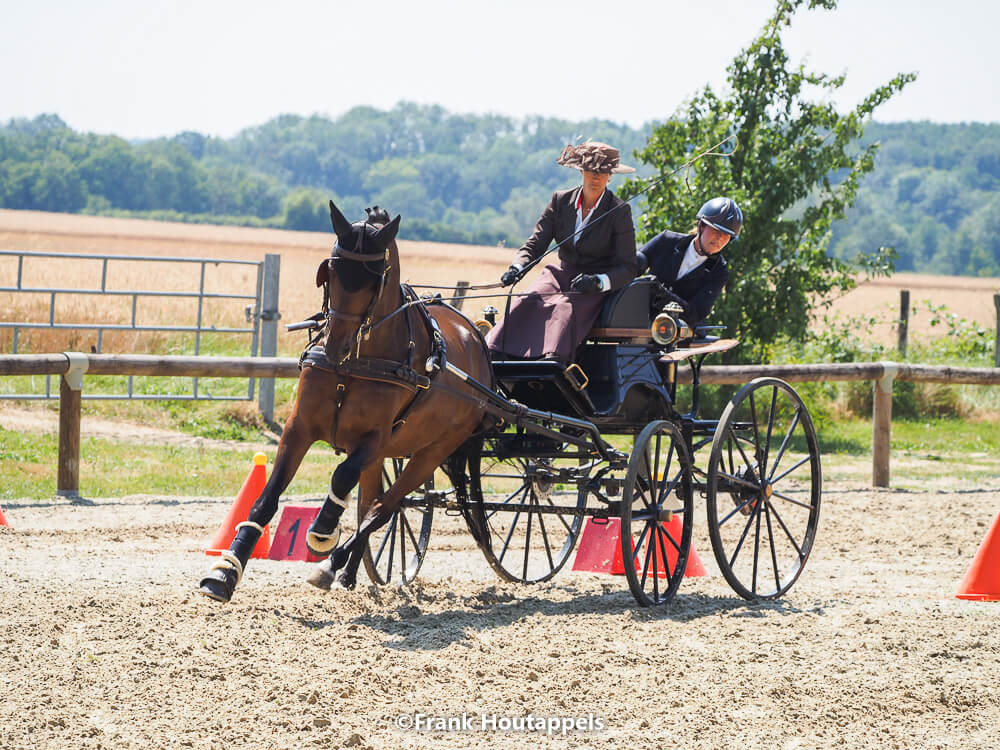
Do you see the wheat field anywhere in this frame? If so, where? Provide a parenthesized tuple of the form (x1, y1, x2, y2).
(1, 208, 997, 355)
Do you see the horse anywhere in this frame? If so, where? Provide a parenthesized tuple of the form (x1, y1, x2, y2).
(198, 200, 494, 602)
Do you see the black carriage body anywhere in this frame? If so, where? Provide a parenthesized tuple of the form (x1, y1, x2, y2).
(493, 278, 678, 434)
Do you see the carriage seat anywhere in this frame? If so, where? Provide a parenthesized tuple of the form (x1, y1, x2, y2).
(586, 277, 656, 344)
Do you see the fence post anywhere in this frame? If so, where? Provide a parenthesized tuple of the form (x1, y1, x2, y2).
(258, 254, 281, 424)
(994, 293, 1000, 368)
(898, 289, 910, 358)
(57, 353, 88, 500)
(872, 362, 897, 488)
(452, 280, 471, 311)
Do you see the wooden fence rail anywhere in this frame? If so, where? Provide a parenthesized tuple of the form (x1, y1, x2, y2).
(2, 353, 999, 497)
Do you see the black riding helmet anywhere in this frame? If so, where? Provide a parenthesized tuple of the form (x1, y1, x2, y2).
(697, 197, 743, 238)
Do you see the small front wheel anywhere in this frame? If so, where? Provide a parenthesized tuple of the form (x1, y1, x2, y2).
(621, 420, 694, 607)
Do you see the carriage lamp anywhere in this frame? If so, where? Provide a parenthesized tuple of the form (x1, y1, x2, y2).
(651, 302, 692, 346)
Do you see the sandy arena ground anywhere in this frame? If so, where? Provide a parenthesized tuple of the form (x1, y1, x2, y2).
(2, 211, 1000, 749)
(2, 460, 999, 750)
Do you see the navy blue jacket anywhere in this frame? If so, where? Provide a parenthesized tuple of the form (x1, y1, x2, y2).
(637, 230, 729, 324)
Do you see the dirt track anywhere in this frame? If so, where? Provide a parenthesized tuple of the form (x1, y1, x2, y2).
(2, 467, 999, 750)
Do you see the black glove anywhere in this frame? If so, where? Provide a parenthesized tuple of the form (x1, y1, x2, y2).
(570, 273, 601, 293)
(636, 251, 650, 275)
(500, 265, 521, 287)
(652, 283, 693, 320)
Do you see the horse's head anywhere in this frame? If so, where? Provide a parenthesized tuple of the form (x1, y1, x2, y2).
(317, 200, 402, 359)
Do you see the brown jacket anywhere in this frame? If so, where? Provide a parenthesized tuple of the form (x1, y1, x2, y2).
(514, 188, 637, 290)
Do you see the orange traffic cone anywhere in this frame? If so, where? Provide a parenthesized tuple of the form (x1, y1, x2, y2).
(956, 510, 1000, 601)
(0, 502, 10, 528)
(205, 452, 271, 559)
(572, 517, 705, 578)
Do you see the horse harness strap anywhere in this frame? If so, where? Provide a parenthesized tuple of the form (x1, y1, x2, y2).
(299, 285, 448, 450)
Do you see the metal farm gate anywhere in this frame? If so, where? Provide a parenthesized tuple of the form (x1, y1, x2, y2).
(0, 250, 281, 420)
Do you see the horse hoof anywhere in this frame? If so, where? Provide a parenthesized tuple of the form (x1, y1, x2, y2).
(306, 558, 336, 591)
(306, 527, 340, 556)
(335, 573, 357, 591)
(197, 570, 236, 603)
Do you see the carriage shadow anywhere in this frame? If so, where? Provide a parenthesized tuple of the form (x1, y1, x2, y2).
(288, 585, 807, 652)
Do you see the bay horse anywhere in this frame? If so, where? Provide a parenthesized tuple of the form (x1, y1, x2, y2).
(198, 200, 493, 602)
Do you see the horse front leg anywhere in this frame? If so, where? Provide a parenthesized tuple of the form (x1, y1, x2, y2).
(198, 417, 315, 603)
(305, 433, 380, 556)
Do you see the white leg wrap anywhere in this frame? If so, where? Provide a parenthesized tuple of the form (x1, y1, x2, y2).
(235, 521, 265, 534)
(211, 551, 244, 585)
(327, 491, 348, 509)
(306, 527, 341, 554)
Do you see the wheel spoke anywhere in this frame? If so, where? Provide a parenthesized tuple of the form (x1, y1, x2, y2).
(639, 526, 654, 590)
(497, 504, 523, 566)
(766, 499, 805, 559)
(401, 510, 422, 561)
(398, 511, 407, 576)
(768, 407, 802, 481)
(385, 512, 398, 583)
(536, 503, 556, 573)
(770, 456, 812, 485)
(765, 501, 781, 592)
(373, 513, 394, 562)
(751, 498, 763, 596)
(651, 526, 661, 601)
(545, 494, 575, 534)
(748, 390, 761, 455)
(771, 490, 815, 511)
(727, 501, 760, 569)
(522, 499, 534, 581)
(762, 386, 778, 471)
(715, 469, 762, 494)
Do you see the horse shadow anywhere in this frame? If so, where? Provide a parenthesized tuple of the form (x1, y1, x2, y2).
(281, 582, 809, 652)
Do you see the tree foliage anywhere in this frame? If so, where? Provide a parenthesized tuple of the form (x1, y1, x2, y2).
(622, 0, 915, 361)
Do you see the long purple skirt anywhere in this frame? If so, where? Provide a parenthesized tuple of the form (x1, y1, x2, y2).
(485, 260, 606, 361)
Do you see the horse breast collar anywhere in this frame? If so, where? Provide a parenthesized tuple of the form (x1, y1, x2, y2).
(300, 284, 448, 451)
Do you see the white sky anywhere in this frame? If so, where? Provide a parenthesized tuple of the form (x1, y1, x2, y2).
(1, 0, 996, 140)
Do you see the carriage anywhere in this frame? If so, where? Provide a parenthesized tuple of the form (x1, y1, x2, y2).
(199, 202, 820, 609)
(356, 275, 823, 607)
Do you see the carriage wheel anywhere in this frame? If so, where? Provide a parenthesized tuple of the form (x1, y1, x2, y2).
(621, 420, 694, 607)
(360, 457, 435, 586)
(706, 378, 822, 600)
(467, 442, 587, 584)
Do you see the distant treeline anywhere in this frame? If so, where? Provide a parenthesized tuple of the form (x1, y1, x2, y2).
(1, 105, 999, 275)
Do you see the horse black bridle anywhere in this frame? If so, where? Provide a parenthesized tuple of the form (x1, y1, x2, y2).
(322, 220, 393, 363)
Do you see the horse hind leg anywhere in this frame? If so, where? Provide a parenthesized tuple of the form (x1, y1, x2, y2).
(307, 465, 381, 591)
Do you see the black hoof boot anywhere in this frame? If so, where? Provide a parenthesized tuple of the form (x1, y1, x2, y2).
(306, 499, 346, 556)
(198, 567, 238, 603)
(196, 523, 261, 603)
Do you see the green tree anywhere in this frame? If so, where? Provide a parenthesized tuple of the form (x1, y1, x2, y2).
(623, 0, 914, 361)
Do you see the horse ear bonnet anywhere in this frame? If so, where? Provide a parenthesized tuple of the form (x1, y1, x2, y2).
(374, 214, 401, 245)
(329, 199, 354, 243)
(315, 258, 331, 287)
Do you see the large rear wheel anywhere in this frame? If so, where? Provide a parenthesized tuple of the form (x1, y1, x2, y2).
(467, 437, 588, 584)
(706, 378, 822, 599)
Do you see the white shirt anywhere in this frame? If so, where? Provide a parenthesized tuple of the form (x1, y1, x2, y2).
(574, 188, 611, 292)
(676, 237, 708, 279)
(574, 188, 604, 238)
